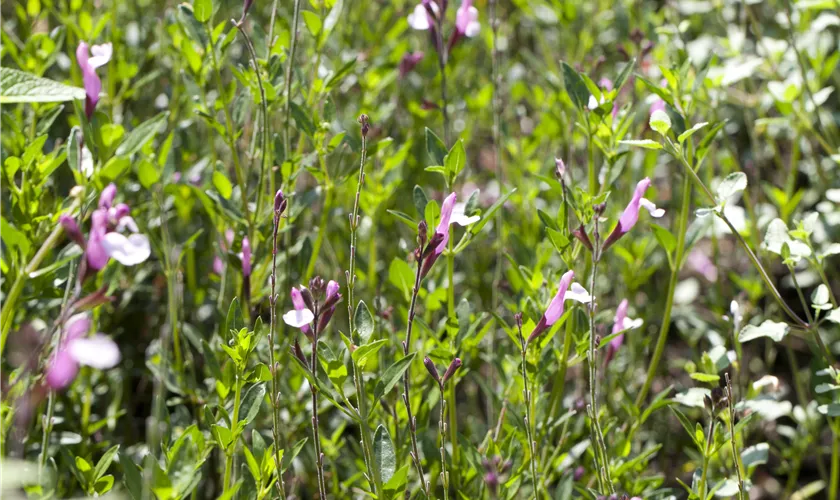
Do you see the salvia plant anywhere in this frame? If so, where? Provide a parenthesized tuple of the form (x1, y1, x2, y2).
(2, 0, 840, 499)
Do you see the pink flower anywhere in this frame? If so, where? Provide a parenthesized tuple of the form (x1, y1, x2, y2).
(399, 51, 425, 77)
(318, 280, 342, 332)
(603, 178, 665, 250)
(284, 287, 314, 334)
(527, 271, 591, 344)
(45, 314, 120, 390)
(420, 192, 458, 278)
(76, 42, 112, 118)
(92, 185, 150, 269)
(407, 1, 439, 31)
(605, 299, 642, 364)
(650, 98, 666, 116)
(687, 248, 718, 282)
(455, 0, 480, 37)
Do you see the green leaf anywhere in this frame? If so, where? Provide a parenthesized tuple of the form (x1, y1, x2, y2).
(0, 67, 86, 103)
(115, 112, 169, 157)
(373, 425, 397, 484)
(352, 339, 388, 368)
(290, 102, 315, 137)
(120, 451, 143, 500)
(425, 127, 447, 166)
(94, 445, 120, 481)
(649, 110, 672, 136)
(677, 122, 709, 143)
(383, 464, 410, 495)
(738, 320, 789, 343)
(374, 353, 416, 401)
(651, 223, 677, 254)
(614, 58, 636, 91)
(302, 11, 322, 36)
(716, 172, 747, 203)
(619, 139, 663, 150)
(388, 258, 415, 300)
(386, 209, 417, 229)
(741, 443, 769, 468)
(818, 403, 840, 417)
(561, 61, 589, 109)
(239, 383, 266, 427)
(354, 300, 375, 342)
(324, 58, 357, 92)
(137, 159, 161, 189)
(413, 185, 428, 216)
(213, 171, 233, 199)
(193, 0, 213, 22)
(689, 372, 720, 383)
(177, 4, 209, 48)
(445, 139, 466, 179)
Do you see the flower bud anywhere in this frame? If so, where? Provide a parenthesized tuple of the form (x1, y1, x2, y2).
(554, 157, 566, 179)
(59, 214, 86, 247)
(424, 356, 441, 386)
(300, 286, 315, 313)
(274, 189, 287, 215)
(442, 358, 461, 385)
(572, 224, 594, 253)
(358, 114, 371, 137)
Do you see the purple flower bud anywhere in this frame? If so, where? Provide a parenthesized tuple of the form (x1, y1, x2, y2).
(399, 51, 425, 78)
(240, 0, 254, 23)
(59, 214, 86, 247)
(442, 357, 461, 384)
(574, 465, 585, 481)
(293, 338, 309, 369)
(424, 356, 441, 385)
(241, 237, 251, 277)
(554, 157, 566, 179)
(572, 224, 593, 253)
(299, 286, 315, 313)
(99, 183, 117, 210)
(86, 209, 110, 271)
(274, 189, 287, 215)
(212, 256, 224, 275)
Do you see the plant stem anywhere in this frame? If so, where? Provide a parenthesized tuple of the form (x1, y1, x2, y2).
(283, 0, 303, 160)
(725, 374, 746, 500)
(489, 0, 503, 426)
(831, 427, 840, 500)
(635, 173, 690, 406)
(269, 209, 288, 499)
(586, 123, 596, 194)
(587, 251, 613, 493)
(236, 25, 271, 223)
(402, 256, 431, 497)
(1, 198, 81, 355)
(224, 375, 243, 492)
(669, 141, 807, 328)
(207, 30, 254, 242)
(699, 414, 716, 499)
(517, 325, 539, 499)
(310, 319, 328, 498)
(439, 386, 450, 500)
(346, 122, 381, 497)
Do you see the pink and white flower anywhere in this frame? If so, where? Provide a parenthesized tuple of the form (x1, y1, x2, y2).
(76, 42, 112, 118)
(45, 314, 120, 390)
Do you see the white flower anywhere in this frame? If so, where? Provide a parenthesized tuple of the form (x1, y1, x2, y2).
(588, 94, 605, 110)
(283, 308, 314, 328)
(88, 43, 113, 69)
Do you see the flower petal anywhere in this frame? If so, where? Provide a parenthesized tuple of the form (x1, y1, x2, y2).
(46, 350, 79, 390)
(407, 4, 431, 30)
(640, 198, 665, 218)
(69, 334, 121, 369)
(101, 232, 151, 266)
(565, 283, 592, 304)
(283, 308, 314, 328)
(88, 43, 113, 69)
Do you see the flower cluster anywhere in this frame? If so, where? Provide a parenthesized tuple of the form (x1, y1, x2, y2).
(60, 184, 151, 274)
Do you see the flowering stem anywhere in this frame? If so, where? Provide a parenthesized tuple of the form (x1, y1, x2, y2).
(438, 386, 450, 500)
(403, 256, 431, 497)
(516, 324, 539, 499)
(488, 0, 503, 424)
(586, 120, 596, 194)
(587, 252, 613, 494)
(635, 173, 690, 406)
(346, 121, 382, 496)
(445, 239, 460, 484)
(310, 319, 328, 498)
(269, 212, 288, 499)
(0, 198, 81, 356)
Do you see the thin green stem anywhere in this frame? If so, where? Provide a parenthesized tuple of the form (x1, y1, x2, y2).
(310, 318, 328, 499)
(283, 0, 303, 159)
(726, 374, 746, 500)
(635, 173, 690, 406)
(698, 415, 716, 499)
(207, 31, 254, 242)
(269, 210, 288, 499)
(402, 255, 431, 497)
(224, 375, 243, 492)
(439, 386, 450, 500)
(1, 198, 81, 355)
(587, 251, 613, 494)
(831, 427, 840, 500)
(519, 339, 539, 499)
